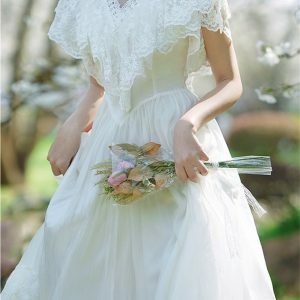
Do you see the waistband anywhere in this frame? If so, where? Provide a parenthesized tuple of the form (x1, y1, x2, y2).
(104, 86, 198, 126)
(130, 87, 196, 113)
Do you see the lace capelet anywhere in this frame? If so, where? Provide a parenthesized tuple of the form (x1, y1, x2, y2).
(48, 0, 232, 113)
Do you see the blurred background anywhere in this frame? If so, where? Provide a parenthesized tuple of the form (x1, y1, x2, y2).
(1, 0, 300, 298)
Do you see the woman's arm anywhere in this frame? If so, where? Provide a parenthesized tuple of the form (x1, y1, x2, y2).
(47, 76, 105, 176)
(69, 76, 105, 132)
(173, 28, 243, 183)
(179, 28, 242, 130)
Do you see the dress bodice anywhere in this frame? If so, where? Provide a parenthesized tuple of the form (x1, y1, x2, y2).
(101, 37, 196, 123)
(114, 38, 190, 110)
(47, 0, 232, 121)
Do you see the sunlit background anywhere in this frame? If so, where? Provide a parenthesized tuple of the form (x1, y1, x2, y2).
(1, 0, 300, 298)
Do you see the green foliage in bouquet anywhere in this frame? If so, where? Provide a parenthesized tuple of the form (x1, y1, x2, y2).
(91, 142, 272, 205)
(91, 142, 177, 204)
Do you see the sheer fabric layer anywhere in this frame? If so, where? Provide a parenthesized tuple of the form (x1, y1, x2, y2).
(1, 1, 277, 298)
(1, 89, 276, 299)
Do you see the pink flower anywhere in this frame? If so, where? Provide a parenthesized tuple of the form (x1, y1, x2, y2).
(116, 160, 134, 172)
(108, 171, 127, 187)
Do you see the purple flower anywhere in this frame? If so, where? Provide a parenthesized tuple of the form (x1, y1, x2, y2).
(116, 160, 135, 172)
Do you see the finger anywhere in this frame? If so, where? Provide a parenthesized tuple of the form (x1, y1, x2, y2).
(192, 137, 209, 161)
(175, 163, 188, 182)
(194, 159, 209, 176)
(60, 161, 71, 175)
(184, 164, 199, 183)
(197, 148, 209, 161)
(50, 164, 62, 176)
(52, 159, 70, 176)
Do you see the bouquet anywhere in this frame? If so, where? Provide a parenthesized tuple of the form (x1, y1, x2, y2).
(91, 142, 272, 206)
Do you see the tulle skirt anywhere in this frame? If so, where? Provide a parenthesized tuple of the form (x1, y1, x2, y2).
(1, 87, 276, 299)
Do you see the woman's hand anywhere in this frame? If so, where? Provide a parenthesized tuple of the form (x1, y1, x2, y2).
(47, 75, 104, 176)
(47, 115, 82, 176)
(172, 28, 242, 183)
(173, 119, 209, 183)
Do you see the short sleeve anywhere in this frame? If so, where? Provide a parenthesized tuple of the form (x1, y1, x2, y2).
(46, 0, 234, 111)
(199, 0, 232, 42)
(183, 0, 233, 94)
(47, 0, 84, 59)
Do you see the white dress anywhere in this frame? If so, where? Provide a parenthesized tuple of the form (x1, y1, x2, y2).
(1, 0, 277, 299)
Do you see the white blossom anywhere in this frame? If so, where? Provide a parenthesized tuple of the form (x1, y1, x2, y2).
(255, 88, 277, 104)
(282, 84, 300, 99)
(28, 91, 69, 109)
(53, 65, 83, 87)
(10, 60, 87, 121)
(30, 91, 82, 121)
(35, 58, 51, 69)
(257, 47, 280, 66)
(11, 80, 41, 96)
(274, 42, 292, 56)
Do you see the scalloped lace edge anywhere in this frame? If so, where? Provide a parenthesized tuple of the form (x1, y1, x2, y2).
(48, 0, 232, 111)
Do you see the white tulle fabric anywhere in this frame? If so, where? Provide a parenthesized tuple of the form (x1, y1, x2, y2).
(1, 1, 276, 299)
(47, 0, 232, 113)
(2, 91, 276, 299)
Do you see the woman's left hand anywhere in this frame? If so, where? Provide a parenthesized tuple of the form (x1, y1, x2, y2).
(173, 119, 209, 183)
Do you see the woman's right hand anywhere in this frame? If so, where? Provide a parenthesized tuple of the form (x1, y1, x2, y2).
(173, 119, 209, 183)
(47, 115, 82, 176)
(46, 75, 104, 176)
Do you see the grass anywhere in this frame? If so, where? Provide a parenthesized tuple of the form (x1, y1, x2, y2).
(258, 206, 300, 241)
(25, 132, 58, 199)
(1, 132, 58, 215)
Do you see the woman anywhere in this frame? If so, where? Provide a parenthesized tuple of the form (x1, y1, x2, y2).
(2, 0, 276, 299)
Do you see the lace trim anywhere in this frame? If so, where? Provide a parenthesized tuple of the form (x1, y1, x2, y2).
(106, 0, 139, 23)
(48, 0, 232, 112)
